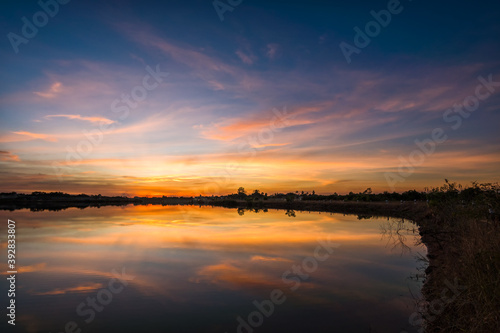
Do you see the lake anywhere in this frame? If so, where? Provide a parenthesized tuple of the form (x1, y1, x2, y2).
(0, 205, 426, 333)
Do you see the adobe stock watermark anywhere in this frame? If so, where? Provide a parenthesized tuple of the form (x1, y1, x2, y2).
(52, 64, 168, 181)
(50, 267, 135, 333)
(385, 74, 500, 190)
(340, 0, 411, 64)
(229, 237, 340, 333)
(213, 0, 243, 22)
(401, 278, 466, 333)
(7, 0, 71, 54)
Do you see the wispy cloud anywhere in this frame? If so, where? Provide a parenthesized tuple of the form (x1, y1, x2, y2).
(235, 50, 256, 65)
(0, 151, 20, 162)
(251, 255, 292, 262)
(32, 283, 103, 296)
(33, 82, 63, 98)
(198, 105, 322, 141)
(6, 131, 58, 142)
(44, 114, 115, 125)
(266, 43, 279, 59)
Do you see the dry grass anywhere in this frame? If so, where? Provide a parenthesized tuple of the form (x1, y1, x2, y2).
(420, 204, 500, 332)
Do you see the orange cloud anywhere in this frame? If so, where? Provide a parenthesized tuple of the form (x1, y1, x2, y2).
(10, 131, 58, 142)
(200, 116, 310, 141)
(20, 263, 47, 273)
(0, 263, 47, 275)
(251, 255, 292, 262)
(32, 282, 103, 296)
(0, 150, 20, 161)
(192, 262, 279, 288)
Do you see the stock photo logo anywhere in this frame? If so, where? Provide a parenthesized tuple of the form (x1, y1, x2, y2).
(340, 0, 412, 64)
(7, 0, 72, 54)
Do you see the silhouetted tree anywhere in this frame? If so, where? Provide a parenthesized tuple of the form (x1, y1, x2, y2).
(237, 187, 247, 198)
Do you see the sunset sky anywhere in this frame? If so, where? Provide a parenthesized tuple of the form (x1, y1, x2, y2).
(1, 0, 499, 196)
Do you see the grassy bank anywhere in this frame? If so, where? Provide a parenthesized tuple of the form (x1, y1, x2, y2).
(415, 185, 500, 332)
(204, 182, 499, 332)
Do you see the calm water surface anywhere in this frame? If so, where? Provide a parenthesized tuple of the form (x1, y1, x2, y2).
(1, 205, 426, 333)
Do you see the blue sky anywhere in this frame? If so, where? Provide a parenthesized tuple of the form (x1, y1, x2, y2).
(1, 0, 499, 196)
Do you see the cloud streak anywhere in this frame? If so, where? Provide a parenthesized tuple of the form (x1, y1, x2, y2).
(44, 114, 115, 125)
(0, 150, 20, 161)
(33, 82, 62, 99)
(5, 131, 58, 142)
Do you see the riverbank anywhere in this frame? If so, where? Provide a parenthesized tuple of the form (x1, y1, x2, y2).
(415, 204, 500, 332)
